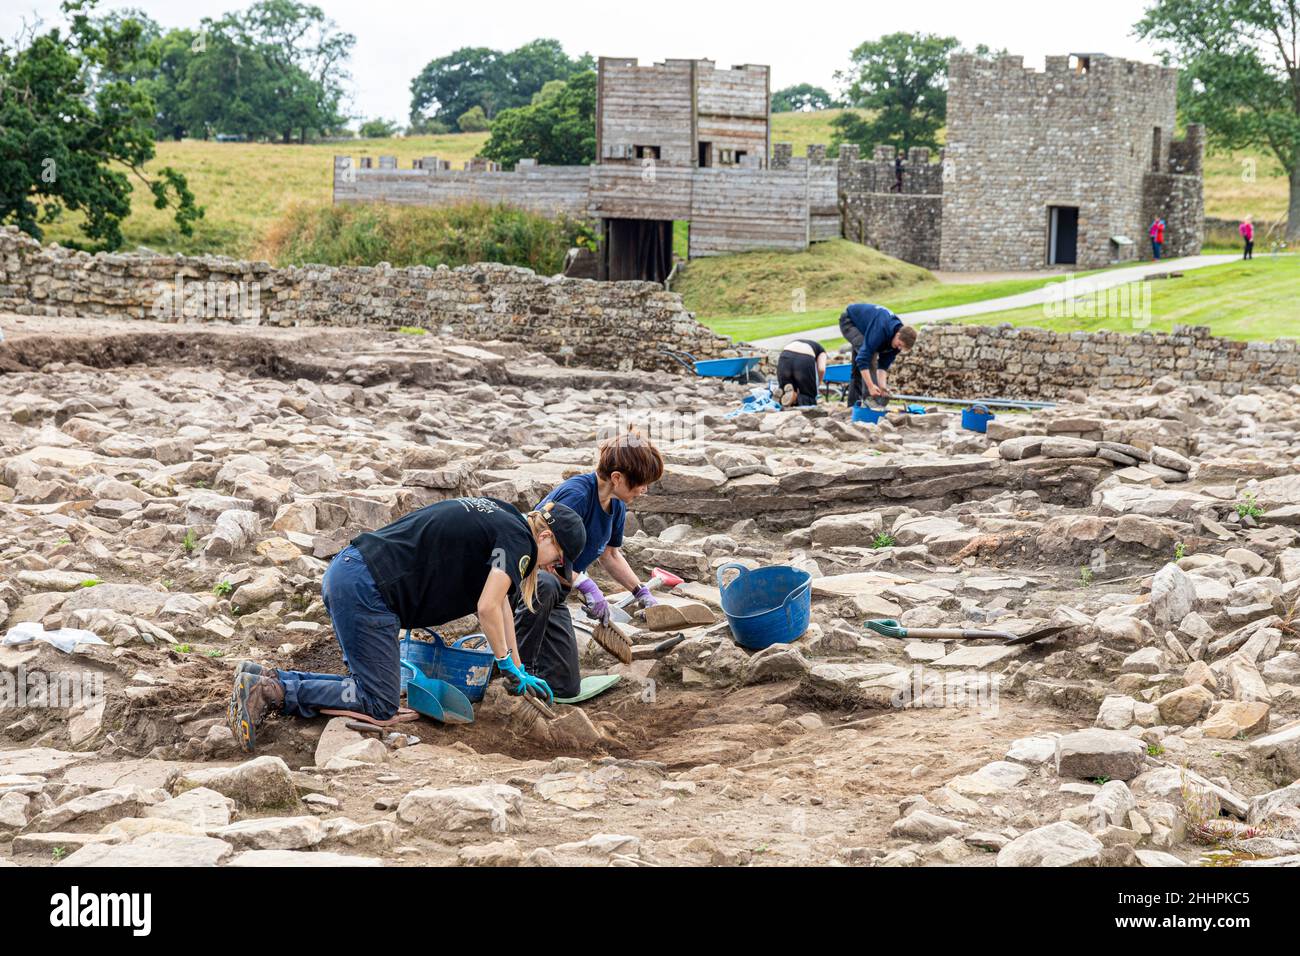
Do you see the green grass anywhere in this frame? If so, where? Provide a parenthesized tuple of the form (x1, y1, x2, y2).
(41, 132, 489, 258)
(770, 110, 869, 155)
(954, 255, 1300, 340)
(677, 238, 932, 317)
(689, 253, 1145, 343)
(262, 201, 590, 272)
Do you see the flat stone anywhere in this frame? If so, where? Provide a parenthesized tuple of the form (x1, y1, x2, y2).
(58, 832, 234, 867)
(1056, 730, 1147, 782)
(227, 849, 382, 867)
(397, 785, 525, 834)
(997, 822, 1103, 867)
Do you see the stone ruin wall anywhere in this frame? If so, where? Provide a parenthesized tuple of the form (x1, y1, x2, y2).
(0, 228, 734, 373)
(892, 323, 1300, 398)
(2, 228, 1293, 398)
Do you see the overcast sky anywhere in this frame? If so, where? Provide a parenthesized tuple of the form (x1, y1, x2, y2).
(3, 0, 1165, 123)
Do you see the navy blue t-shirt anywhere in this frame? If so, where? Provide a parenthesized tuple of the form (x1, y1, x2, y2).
(845, 303, 903, 371)
(538, 473, 625, 573)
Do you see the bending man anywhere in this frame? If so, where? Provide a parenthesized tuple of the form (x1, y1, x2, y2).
(838, 302, 918, 408)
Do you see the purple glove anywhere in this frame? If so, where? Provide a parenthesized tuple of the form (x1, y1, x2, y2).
(576, 577, 610, 625)
(633, 585, 658, 609)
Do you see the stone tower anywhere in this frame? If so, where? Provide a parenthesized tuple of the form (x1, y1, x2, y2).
(939, 53, 1203, 272)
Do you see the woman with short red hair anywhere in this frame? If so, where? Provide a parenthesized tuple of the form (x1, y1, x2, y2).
(513, 429, 666, 698)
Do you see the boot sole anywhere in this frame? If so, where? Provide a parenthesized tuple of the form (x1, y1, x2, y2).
(228, 674, 257, 753)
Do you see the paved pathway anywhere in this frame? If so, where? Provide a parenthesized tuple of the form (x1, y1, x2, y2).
(751, 254, 1242, 349)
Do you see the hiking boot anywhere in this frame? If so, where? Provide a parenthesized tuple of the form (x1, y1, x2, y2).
(780, 384, 796, 407)
(235, 660, 265, 679)
(228, 673, 285, 753)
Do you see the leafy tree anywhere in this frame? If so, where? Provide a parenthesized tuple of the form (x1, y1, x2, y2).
(457, 105, 489, 132)
(409, 38, 591, 126)
(831, 32, 962, 154)
(359, 118, 400, 138)
(480, 70, 596, 167)
(772, 83, 837, 112)
(1137, 0, 1300, 240)
(0, 0, 202, 249)
(172, 0, 352, 143)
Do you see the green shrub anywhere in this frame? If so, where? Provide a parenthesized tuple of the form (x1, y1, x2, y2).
(263, 201, 591, 275)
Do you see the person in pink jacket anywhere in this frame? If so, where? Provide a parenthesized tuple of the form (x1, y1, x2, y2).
(1239, 217, 1254, 260)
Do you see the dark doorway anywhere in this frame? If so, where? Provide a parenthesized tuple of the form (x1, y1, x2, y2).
(698, 141, 712, 167)
(1049, 206, 1079, 265)
(602, 218, 674, 283)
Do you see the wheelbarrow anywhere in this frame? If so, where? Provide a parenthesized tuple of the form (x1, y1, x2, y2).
(399, 660, 475, 723)
(864, 619, 1078, 646)
(659, 346, 762, 383)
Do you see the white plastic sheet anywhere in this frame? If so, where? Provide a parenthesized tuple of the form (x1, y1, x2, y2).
(3, 621, 107, 654)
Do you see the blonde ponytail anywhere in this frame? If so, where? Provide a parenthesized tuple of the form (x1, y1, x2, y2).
(519, 510, 550, 612)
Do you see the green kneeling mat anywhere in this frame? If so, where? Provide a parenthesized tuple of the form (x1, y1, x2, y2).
(555, 674, 622, 704)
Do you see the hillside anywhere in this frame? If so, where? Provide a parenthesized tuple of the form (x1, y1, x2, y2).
(41, 133, 489, 259)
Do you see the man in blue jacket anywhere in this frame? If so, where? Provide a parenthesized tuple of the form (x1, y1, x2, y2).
(838, 303, 918, 408)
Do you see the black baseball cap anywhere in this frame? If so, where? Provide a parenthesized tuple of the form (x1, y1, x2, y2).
(535, 502, 586, 579)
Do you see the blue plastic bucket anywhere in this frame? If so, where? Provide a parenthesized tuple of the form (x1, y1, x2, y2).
(400, 630, 495, 702)
(851, 404, 885, 424)
(716, 563, 812, 650)
(961, 406, 996, 433)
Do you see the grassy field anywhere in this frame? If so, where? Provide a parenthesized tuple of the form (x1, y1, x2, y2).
(41, 133, 489, 258)
(950, 255, 1299, 341)
(680, 243, 1149, 342)
(769, 109, 871, 154)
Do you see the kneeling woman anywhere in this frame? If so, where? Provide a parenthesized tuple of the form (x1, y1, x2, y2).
(514, 430, 665, 699)
(228, 496, 587, 752)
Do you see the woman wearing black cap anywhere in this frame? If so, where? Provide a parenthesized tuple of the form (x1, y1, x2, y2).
(227, 496, 587, 752)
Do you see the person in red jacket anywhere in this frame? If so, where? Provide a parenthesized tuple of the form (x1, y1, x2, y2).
(1239, 217, 1254, 260)
(1149, 217, 1166, 260)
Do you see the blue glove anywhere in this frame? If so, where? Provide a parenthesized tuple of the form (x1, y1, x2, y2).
(495, 655, 553, 703)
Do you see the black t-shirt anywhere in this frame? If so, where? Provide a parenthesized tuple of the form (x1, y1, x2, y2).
(793, 339, 826, 358)
(352, 496, 537, 628)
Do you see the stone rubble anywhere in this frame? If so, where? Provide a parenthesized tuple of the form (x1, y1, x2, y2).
(0, 320, 1297, 867)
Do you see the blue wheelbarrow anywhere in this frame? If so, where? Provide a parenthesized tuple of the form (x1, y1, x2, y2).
(822, 363, 852, 401)
(660, 346, 762, 383)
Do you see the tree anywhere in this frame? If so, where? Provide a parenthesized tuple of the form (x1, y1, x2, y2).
(480, 71, 596, 168)
(359, 118, 400, 138)
(772, 83, 837, 112)
(831, 32, 962, 154)
(409, 38, 590, 126)
(1137, 0, 1300, 240)
(0, 0, 201, 249)
(457, 105, 489, 132)
(171, 0, 352, 143)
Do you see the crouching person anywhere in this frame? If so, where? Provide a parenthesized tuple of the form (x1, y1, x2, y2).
(513, 429, 665, 699)
(776, 338, 828, 407)
(227, 496, 587, 752)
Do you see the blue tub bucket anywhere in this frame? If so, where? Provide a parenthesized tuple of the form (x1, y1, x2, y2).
(400, 630, 495, 702)
(823, 363, 852, 384)
(851, 404, 885, 424)
(716, 563, 812, 650)
(961, 406, 996, 433)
